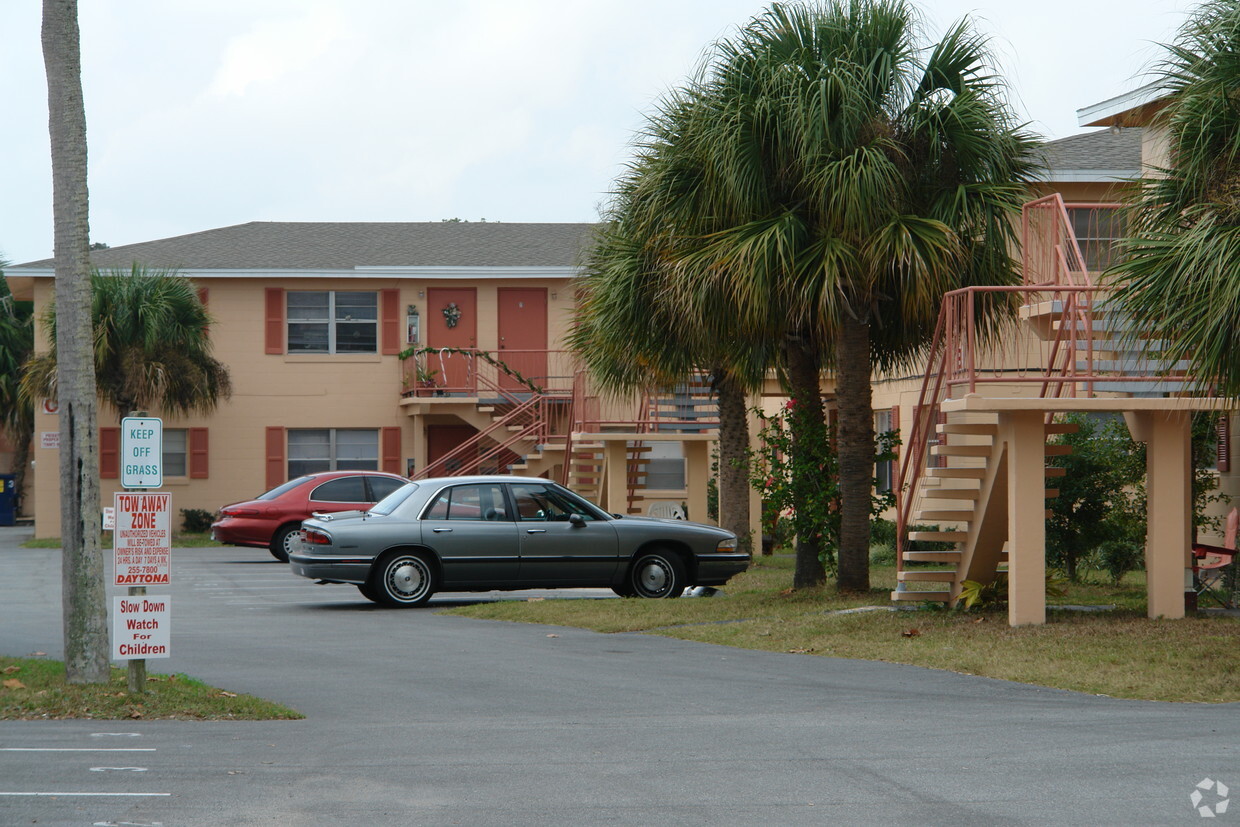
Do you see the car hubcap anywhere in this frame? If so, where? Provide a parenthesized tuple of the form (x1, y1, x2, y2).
(390, 562, 423, 597)
(639, 561, 668, 594)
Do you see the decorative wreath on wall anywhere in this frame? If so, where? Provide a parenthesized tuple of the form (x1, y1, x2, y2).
(442, 302, 462, 328)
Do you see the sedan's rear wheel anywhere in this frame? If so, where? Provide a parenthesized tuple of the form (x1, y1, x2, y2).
(269, 524, 300, 563)
(371, 552, 436, 607)
(630, 550, 686, 599)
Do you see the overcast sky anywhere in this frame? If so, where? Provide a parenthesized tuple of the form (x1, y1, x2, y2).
(0, 0, 1194, 265)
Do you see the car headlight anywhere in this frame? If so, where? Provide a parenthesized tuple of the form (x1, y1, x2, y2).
(716, 537, 738, 552)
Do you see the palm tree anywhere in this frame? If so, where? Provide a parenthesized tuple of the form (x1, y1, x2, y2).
(666, 1, 1039, 591)
(42, 0, 108, 683)
(1109, 2, 1240, 398)
(568, 90, 768, 553)
(22, 265, 232, 422)
(0, 271, 34, 517)
(570, 207, 769, 558)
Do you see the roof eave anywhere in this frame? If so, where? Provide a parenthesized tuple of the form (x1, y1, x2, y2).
(1077, 81, 1171, 127)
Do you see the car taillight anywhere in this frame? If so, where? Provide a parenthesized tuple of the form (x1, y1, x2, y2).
(222, 506, 261, 517)
(303, 529, 332, 545)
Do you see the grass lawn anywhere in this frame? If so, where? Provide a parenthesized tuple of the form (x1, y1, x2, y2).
(22, 532, 224, 549)
(444, 555, 1240, 704)
(0, 656, 303, 720)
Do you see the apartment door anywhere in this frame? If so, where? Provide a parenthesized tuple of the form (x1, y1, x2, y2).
(497, 288, 547, 393)
(426, 288, 477, 393)
(427, 424, 479, 475)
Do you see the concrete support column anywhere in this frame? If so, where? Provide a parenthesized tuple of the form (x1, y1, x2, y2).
(685, 440, 710, 524)
(1129, 410, 1191, 620)
(603, 439, 629, 516)
(1000, 411, 1047, 626)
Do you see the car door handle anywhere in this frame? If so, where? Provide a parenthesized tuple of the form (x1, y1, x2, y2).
(433, 527, 453, 533)
(526, 529, 547, 534)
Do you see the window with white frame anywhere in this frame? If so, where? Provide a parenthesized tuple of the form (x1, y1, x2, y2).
(163, 428, 187, 477)
(287, 429, 379, 477)
(874, 410, 894, 494)
(287, 291, 378, 354)
(643, 441, 686, 490)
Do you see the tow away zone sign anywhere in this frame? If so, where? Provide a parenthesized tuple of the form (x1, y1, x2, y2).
(114, 492, 171, 586)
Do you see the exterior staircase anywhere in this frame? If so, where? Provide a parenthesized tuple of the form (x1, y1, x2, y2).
(893, 418, 1076, 603)
(892, 193, 1143, 606)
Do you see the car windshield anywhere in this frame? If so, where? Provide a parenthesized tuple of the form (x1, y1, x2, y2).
(257, 476, 312, 500)
(367, 482, 419, 516)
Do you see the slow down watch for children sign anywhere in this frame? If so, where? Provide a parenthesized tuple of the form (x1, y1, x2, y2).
(120, 416, 162, 488)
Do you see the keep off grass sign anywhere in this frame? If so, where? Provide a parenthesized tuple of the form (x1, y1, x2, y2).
(114, 491, 171, 586)
(120, 416, 162, 488)
(112, 594, 171, 659)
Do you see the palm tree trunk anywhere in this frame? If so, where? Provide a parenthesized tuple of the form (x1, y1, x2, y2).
(835, 314, 873, 593)
(784, 336, 827, 589)
(715, 371, 752, 555)
(43, 0, 108, 683)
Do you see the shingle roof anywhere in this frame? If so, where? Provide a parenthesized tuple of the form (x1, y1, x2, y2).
(1041, 128, 1143, 173)
(14, 221, 600, 271)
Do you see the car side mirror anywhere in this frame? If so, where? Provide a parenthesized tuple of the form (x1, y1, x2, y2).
(569, 513, 586, 527)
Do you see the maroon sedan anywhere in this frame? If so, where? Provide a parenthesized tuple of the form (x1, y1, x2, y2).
(211, 471, 409, 561)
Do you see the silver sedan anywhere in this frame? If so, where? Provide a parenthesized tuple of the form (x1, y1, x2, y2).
(288, 475, 748, 606)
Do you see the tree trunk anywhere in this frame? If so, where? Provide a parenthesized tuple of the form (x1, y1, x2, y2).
(43, 0, 108, 683)
(784, 336, 827, 589)
(835, 314, 873, 593)
(714, 371, 752, 555)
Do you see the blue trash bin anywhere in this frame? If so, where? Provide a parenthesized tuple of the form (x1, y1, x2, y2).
(0, 474, 15, 526)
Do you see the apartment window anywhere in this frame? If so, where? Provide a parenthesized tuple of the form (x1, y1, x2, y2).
(163, 429, 187, 477)
(1067, 207, 1124, 272)
(287, 429, 379, 477)
(643, 442, 686, 490)
(874, 410, 894, 494)
(287, 291, 378, 354)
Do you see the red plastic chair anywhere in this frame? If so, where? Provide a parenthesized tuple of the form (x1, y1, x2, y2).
(1192, 507, 1238, 609)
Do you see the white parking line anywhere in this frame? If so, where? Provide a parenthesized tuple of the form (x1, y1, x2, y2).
(0, 748, 155, 752)
(0, 792, 170, 797)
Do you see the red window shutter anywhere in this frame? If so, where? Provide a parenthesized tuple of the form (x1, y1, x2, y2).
(381, 427, 402, 475)
(381, 289, 400, 355)
(265, 288, 285, 354)
(100, 427, 120, 479)
(266, 427, 286, 488)
(189, 428, 209, 479)
(1218, 415, 1231, 473)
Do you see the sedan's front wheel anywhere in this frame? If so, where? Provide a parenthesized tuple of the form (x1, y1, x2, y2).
(371, 552, 437, 607)
(630, 550, 686, 599)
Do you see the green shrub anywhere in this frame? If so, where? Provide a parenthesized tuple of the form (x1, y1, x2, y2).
(180, 508, 215, 534)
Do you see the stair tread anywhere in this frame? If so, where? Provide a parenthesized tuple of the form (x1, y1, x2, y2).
(937, 423, 998, 435)
(897, 570, 956, 582)
(931, 445, 992, 456)
(922, 488, 982, 501)
(891, 590, 951, 601)
(927, 468, 987, 479)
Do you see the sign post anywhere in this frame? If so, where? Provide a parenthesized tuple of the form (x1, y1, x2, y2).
(113, 414, 166, 694)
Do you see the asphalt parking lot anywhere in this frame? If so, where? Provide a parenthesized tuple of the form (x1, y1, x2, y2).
(1, 525, 1237, 826)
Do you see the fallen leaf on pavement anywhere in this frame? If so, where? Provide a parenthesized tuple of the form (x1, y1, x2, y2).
(902, 628, 921, 638)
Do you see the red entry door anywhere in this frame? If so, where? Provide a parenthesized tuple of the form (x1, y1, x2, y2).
(497, 288, 548, 393)
(427, 424, 479, 475)
(426, 288, 477, 393)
